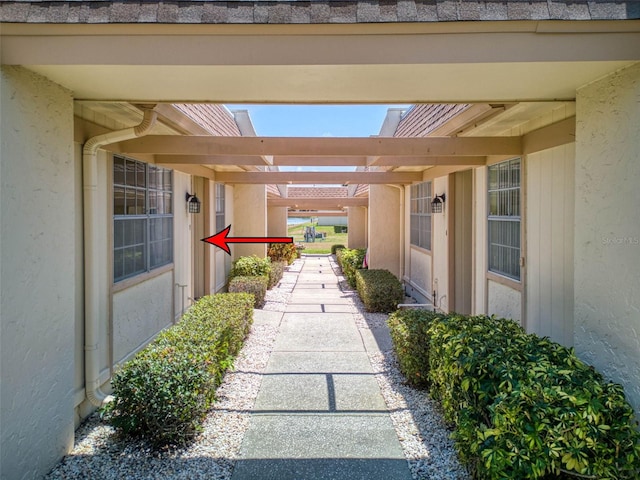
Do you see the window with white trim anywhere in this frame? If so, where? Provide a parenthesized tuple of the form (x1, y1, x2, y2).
(410, 181, 432, 251)
(215, 183, 225, 232)
(113, 156, 173, 283)
(488, 158, 521, 281)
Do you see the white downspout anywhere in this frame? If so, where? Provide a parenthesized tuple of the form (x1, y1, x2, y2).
(83, 109, 158, 407)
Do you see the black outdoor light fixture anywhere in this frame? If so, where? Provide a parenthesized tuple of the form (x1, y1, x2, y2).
(431, 193, 446, 214)
(186, 192, 201, 214)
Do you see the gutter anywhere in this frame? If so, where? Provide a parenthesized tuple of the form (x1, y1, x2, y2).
(82, 108, 158, 407)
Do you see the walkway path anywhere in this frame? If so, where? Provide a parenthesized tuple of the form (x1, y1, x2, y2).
(231, 255, 413, 480)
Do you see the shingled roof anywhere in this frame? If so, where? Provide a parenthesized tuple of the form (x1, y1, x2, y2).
(288, 187, 349, 198)
(2, 1, 638, 24)
(394, 104, 471, 138)
(174, 104, 241, 137)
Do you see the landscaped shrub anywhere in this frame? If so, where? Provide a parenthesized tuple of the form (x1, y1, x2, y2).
(228, 275, 268, 308)
(425, 314, 640, 479)
(386, 309, 444, 386)
(355, 269, 404, 313)
(333, 225, 348, 233)
(229, 255, 272, 279)
(268, 243, 297, 265)
(102, 293, 253, 447)
(338, 247, 366, 288)
(331, 244, 345, 255)
(268, 260, 286, 289)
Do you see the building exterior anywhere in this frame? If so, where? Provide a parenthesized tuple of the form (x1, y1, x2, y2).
(1, 1, 640, 478)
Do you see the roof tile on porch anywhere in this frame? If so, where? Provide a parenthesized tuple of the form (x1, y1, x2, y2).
(174, 104, 242, 137)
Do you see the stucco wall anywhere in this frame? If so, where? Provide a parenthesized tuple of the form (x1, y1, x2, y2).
(574, 63, 640, 414)
(487, 280, 522, 321)
(173, 171, 193, 318)
(267, 206, 287, 237)
(347, 206, 367, 249)
(0, 66, 75, 479)
(112, 271, 173, 364)
(368, 185, 400, 277)
(233, 184, 267, 259)
(526, 143, 575, 346)
(472, 167, 487, 315)
(406, 247, 432, 304)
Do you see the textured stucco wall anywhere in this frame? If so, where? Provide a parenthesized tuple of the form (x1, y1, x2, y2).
(407, 247, 432, 304)
(0, 66, 75, 479)
(574, 63, 640, 414)
(347, 206, 367, 249)
(173, 171, 193, 318)
(267, 206, 287, 237)
(112, 271, 173, 364)
(233, 184, 267, 259)
(488, 280, 521, 322)
(368, 185, 400, 277)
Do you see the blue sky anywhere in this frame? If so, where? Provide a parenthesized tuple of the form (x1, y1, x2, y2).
(226, 104, 409, 137)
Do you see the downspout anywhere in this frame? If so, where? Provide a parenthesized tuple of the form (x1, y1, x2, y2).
(83, 109, 158, 407)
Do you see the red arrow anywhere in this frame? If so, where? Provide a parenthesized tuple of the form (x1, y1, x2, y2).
(201, 225, 293, 255)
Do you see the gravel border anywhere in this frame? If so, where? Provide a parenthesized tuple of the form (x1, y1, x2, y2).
(48, 256, 469, 480)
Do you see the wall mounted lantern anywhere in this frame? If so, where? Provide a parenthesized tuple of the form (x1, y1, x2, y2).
(431, 193, 446, 214)
(186, 192, 201, 214)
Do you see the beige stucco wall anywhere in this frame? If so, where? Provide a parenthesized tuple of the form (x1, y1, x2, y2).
(267, 206, 287, 238)
(173, 170, 193, 317)
(472, 167, 488, 315)
(112, 271, 173, 364)
(233, 184, 266, 259)
(368, 185, 401, 277)
(487, 280, 522, 321)
(347, 206, 367, 249)
(1, 66, 76, 479)
(574, 62, 640, 414)
(526, 143, 575, 346)
(406, 247, 432, 303)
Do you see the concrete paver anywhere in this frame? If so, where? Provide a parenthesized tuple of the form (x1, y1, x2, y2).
(232, 255, 411, 480)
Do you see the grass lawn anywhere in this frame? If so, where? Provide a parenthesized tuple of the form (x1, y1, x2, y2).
(288, 221, 348, 254)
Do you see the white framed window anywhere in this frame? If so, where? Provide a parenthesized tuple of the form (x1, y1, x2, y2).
(215, 183, 225, 232)
(410, 181, 432, 251)
(113, 156, 173, 283)
(488, 158, 521, 281)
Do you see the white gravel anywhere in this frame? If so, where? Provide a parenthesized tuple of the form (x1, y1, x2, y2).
(47, 256, 469, 480)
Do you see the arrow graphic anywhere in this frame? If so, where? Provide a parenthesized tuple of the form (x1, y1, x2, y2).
(201, 224, 293, 255)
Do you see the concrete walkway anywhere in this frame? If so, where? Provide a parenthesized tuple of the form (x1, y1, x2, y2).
(231, 255, 412, 480)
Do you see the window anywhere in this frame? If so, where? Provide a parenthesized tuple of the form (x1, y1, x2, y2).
(410, 181, 432, 251)
(215, 183, 225, 232)
(113, 156, 173, 282)
(488, 158, 521, 281)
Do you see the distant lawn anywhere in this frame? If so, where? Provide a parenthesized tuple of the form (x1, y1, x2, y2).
(288, 222, 347, 254)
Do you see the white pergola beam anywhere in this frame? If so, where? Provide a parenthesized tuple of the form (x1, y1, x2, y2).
(269, 197, 368, 208)
(216, 171, 422, 184)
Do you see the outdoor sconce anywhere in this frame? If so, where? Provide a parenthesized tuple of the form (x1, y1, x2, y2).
(186, 192, 201, 214)
(431, 193, 446, 214)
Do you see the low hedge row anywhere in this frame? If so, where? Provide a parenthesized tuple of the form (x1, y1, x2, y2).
(268, 260, 286, 289)
(387, 310, 640, 479)
(228, 275, 268, 308)
(102, 293, 254, 447)
(355, 269, 403, 313)
(336, 247, 366, 288)
(331, 244, 345, 255)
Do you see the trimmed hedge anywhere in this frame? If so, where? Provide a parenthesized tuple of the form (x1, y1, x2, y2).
(229, 255, 272, 279)
(102, 294, 253, 447)
(268, 260, 286, 289)
(355, 269, 404, 313)
(387, 312, 640, 479)
(228, 275, 268, 308)
(331, 244, 345, 255)
(268, 243, 298, 265)
(387, 309, 441, 386)
(333, 225, 348, 233)
(337, 247, 366, 288)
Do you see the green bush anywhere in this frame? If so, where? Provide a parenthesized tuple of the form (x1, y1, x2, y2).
(333, 225, 348, 233)
(228, 275, 268, 308)
(425, 314, 640, 479)
(331, 244, 345, 255)
(229, 255, 272, 279)
(102, 294, 253, 447)
(338, 247, 366, 288)
(268, 260, 286, 289)
(387, 309, 444, 386)
(355, 269, 404, 313)
(268, 243, 297, 265)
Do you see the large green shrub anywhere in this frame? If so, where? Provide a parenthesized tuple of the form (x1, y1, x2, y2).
(331, 244, 345, 255)
(333, 225, 348, 233)
(355, 269, 403, 313)
(387, 309, 443, 386)
(102, 293, 253, 447)
(228, 275, 268, 308)
(426, 314, 640, 479)
(268, 243, 297, 265)
(229, 255, 272, 279)
(268, 260, 286, 289)
(338, 247, 366, 288)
